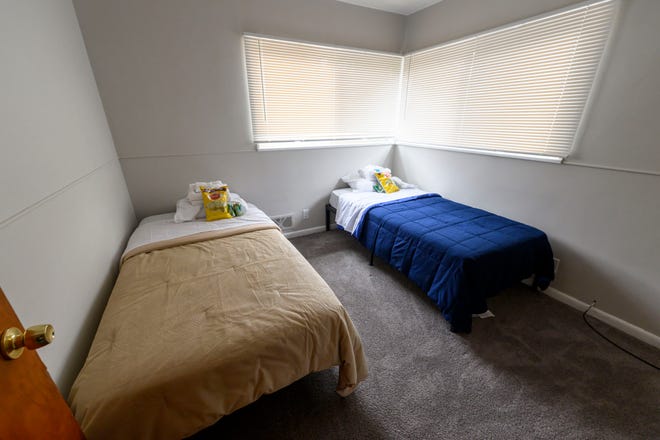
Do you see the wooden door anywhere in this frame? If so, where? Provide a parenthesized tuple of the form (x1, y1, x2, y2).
(0, 286, 84, 439)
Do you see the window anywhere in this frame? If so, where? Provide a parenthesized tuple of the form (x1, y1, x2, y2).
(398, 0, 617, 162)
(244, 35, 402, 150)
(243, 1, 615, 160)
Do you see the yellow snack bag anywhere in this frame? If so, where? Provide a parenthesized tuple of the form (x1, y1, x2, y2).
(200, 185, 233, 221)
(375, 172, 399, 194)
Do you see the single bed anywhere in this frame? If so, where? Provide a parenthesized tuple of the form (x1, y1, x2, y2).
(69, 203, 368, 439)
(327, 189, 555, 333)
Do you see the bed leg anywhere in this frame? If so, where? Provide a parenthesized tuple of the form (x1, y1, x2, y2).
(369, 249, 375, 266)
(325, 204, 337, 232)
(325, 204, 330, 231)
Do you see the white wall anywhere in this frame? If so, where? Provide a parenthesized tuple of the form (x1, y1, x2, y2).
(72, 0, 405, 225)
(0, 1, 136, 394)
(120, 146, 394, 229)
(400, 0, 660, 337)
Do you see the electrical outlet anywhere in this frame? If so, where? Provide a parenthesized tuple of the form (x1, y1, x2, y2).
(302, 208, 309, 219)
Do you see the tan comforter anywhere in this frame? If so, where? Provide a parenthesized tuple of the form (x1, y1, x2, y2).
(68, 225, 367, 439)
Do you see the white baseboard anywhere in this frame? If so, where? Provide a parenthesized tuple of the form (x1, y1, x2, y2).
(544, 286, 660, 350)
(284, 225, 326, 239)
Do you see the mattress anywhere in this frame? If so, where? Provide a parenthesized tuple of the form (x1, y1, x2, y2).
(69, 212, 368, 439)
(329, 188, 351, 209)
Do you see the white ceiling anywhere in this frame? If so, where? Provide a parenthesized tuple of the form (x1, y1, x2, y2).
(337, 0, 444, 16)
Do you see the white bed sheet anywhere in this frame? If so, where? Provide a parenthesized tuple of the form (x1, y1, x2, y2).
(329, 189, 351, 210)
(123, 203, 277, 259)
(333, 188, 431, 234)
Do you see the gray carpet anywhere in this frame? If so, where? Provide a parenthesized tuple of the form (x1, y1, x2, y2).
(193, 230, 660, 439)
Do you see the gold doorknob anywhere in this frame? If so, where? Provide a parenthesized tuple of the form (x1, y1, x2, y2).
(1, 324, 54, 360)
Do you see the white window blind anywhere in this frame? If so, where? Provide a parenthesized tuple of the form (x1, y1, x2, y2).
(244, 35, 402, 149)
(399, 0, 616, 161)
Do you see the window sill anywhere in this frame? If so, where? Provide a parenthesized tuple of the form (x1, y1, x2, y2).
(256, 138, 395, 152)
(395, 142, 564, 164)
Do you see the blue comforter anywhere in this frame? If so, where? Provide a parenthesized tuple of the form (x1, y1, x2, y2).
(354, 194, 554, 333)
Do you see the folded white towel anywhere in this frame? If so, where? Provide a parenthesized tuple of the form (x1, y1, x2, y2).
(174, 198, 204, 223)
(187, 180, 224, 202)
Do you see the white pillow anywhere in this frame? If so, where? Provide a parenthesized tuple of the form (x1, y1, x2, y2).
(342, 174, 374, 192)
(351, 180, 375, 192)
